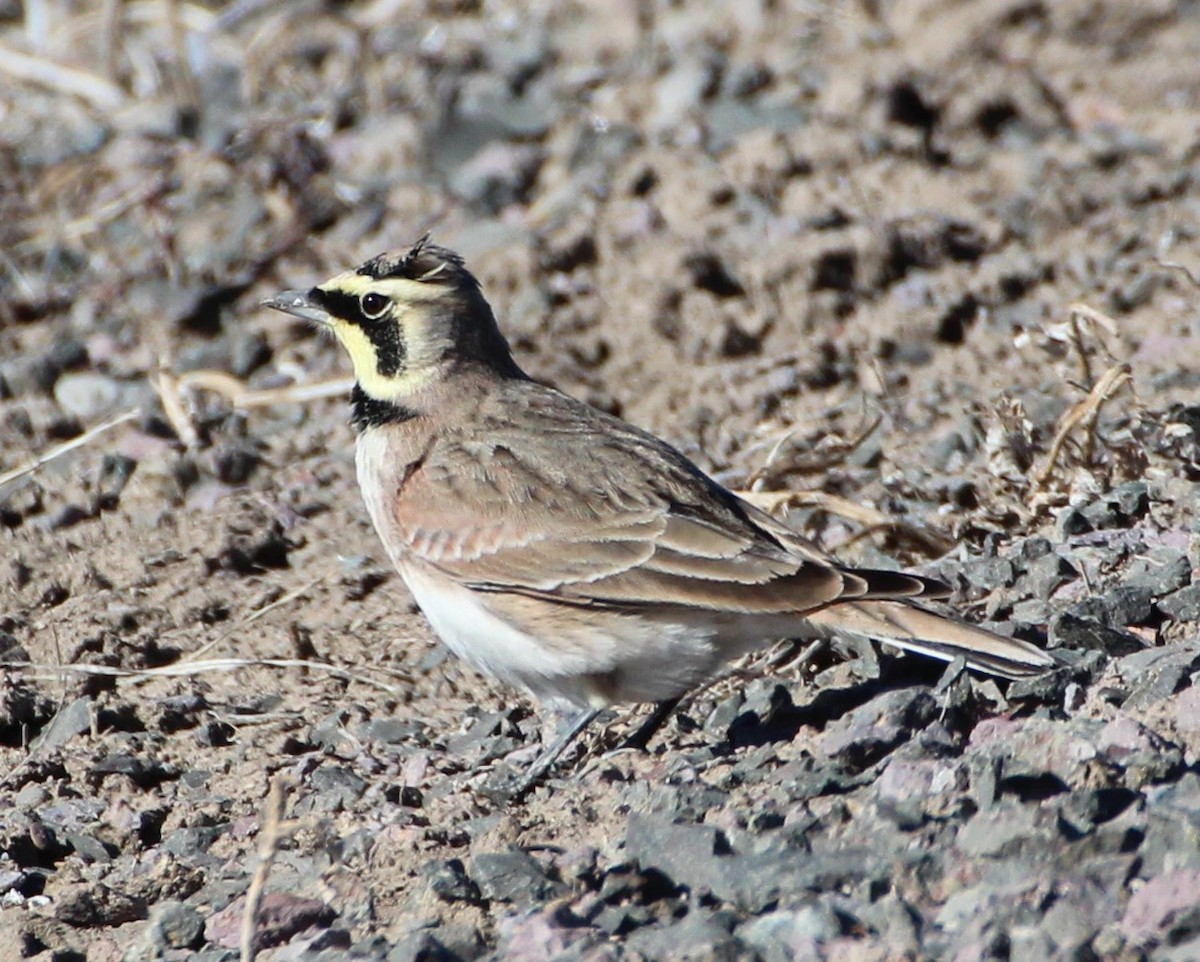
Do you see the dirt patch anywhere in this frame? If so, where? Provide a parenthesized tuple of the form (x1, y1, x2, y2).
(2, 1, 1200, 959)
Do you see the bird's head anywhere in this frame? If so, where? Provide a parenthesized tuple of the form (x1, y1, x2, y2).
(265, 237, 522, 407)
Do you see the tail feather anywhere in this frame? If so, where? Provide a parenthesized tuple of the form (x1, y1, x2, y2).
(806, 600, 1058, 680)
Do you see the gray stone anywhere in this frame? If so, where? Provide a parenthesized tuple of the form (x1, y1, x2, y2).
(1057, 506, 1094, 538)
(1159, 584, 1200, 622)
(29, 696, 92, 753)
(1101, 584, 1156, 626)
(1117, 644, 1200, 710)
(385, 931, 460, 962)
(956, 800, 1055, 858)
(468, 849, 567, 904)
(422, 858, 481, 904)
(1022, 551, 1077, 599)
(163, 824, 227, 858)
(53, 372, 122, 420)
(1127, 549, 1192, 598)
(623, 910, 739, 960)
(625, 814, 729, 897)
(148, 900, 205, 949)
(305, 765, 367, 812)
(739, 905, 841, 962)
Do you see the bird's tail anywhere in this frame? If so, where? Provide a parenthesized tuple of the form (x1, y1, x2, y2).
(806, 600, 1058, 680)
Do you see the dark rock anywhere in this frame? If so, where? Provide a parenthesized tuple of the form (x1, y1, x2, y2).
(95, 454, 137, 510)
(962, 556, 1016, 592)
(1022, 551, 1077, 599)
(362, 718, 424, 746)
(1056, 507, 1094, 538)
(468, 849, 567, 904)
(1082, 482, 1150, 529)
(304, 765, 368, 812)
(62, 832, 111, 863)
(90, 754, 179, 788)
(163, 824, 227, 858)
(1116, 644, 1200, 710)
(1127, 549, 1192, 598)
(423, 858, 481, 904)
(385, 931, 461, 962)
(817, 688, 937, 769)
(1159, 584, 1200, 622)
(1100, 584, 1155, 627)
(1050, 612, 1143, 657)
(55, 884, 147, 927)
(624, 909, 740, 960)
(625, 815, 729, 898)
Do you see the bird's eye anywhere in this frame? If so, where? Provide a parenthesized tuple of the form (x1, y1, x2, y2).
(360, 292, 390, 319)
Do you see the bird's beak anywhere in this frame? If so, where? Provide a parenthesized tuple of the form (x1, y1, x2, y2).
(262, 290, 332, 326)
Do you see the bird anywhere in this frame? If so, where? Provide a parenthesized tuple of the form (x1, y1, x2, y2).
(264, 236, 1057, 787)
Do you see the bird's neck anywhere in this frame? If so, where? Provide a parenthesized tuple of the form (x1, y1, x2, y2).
(350, 383, 419, 433)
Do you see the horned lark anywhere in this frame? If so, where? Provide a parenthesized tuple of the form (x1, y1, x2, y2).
(266, 238, 1056, 781)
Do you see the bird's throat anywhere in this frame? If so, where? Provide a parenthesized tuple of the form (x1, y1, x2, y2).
(350, 383, 419, 432)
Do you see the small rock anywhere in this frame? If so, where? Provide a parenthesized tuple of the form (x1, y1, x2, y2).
(29, 696, 92, 753)
(1050, 612, 1143, 657)
(53, 372, 122, 420)
(147, 900, 205, 949)
(1082, 482, 1150, 529)
(1126, 549, 1191, 598)
(56, 883, 147, 927)
(1159, 584, 1200, 622)
(96, 454, 137, 510)
(1121, 870, 1200, 945)
(469, 849, 567, 904)
(1057, 507, 1094, 538)
(204, 893, 335, 950)
(739, 904, 842, 962)
(423, 858, 481, 904)
(385, 931, 460, 962)
(1022, 551, 1077, 599)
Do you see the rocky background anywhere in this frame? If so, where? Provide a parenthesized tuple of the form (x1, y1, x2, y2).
(2, 0, 1200, 959)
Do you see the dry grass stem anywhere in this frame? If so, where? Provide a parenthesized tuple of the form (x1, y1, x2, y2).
(182, 575, 325, 662)
(3, 657, 413, 696)
(150, 370, 201, 449)
(1031, 363, 1133, 491)
(177, 370, 356, 409)
(240, 774, 294, 962)
(0, 44, 126, 109)
(738, 488, 955, 556)
(0, 409, 138, 491)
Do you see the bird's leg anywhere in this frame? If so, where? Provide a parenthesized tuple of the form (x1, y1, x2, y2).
(481, 706, 602, 801)
(619, 695, 683, 753)
(525, 706, 602, 784)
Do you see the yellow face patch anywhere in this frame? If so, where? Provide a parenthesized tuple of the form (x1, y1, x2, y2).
(313, 271, 458, 404)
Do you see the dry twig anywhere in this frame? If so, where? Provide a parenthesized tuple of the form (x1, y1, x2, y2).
(1030, 363, 1133, 491)
(0, 44, 126, 109)
(4, 657, 412, 696)
(0, 409, 138, 492)
(738, 488, 955, 556)
(240, 774, 294, 962)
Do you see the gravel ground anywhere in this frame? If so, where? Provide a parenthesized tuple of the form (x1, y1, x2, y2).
(3, 1, 1200, 960)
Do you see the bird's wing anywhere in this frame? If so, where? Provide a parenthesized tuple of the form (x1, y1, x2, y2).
(390, 384, 939, 615)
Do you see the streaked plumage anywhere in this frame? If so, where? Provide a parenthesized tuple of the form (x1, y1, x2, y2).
(266, 238, 1056, 770)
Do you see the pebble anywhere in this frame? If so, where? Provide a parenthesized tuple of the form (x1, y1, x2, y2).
(53, 372, 122, 420)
